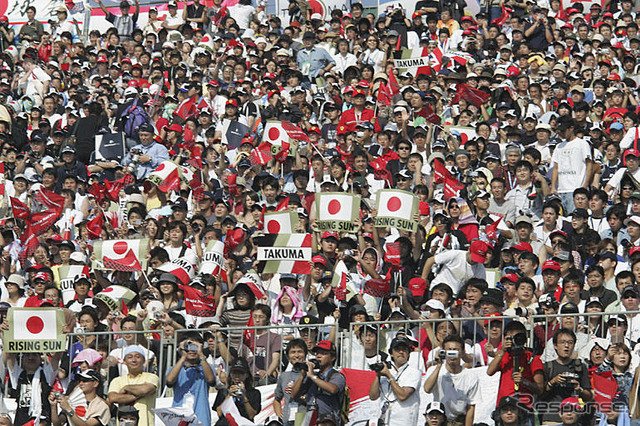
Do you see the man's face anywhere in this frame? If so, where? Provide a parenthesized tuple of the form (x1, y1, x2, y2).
(500, 406, 519, 426)
(287, 345, 306, 364)
(390, 345, 410, 366)
(553, 333, 575, 358)
(124, 352, 145, 369)
(139, 131, 154, 146)
(622, 291, 640, 310)
(443, 341, 462, 366)
(263, 185, 277, 203)
(315, 349, 335, 368)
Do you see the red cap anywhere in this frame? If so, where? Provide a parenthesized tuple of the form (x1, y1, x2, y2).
(344, 86, 355, 94)
(97, 56, 108, 63)
(566, 7, 579, 14)
(419, 201, 430, 216)
(353, 88, 366, 97)
(461, 15, 474, 21)
(512, 242, 533, 252)
(165, 123, 183, 133)
(312, 255, 327, 266)
(500, 273, 519, 284)
(26, 263, 44, 272)
(408, 277, 427, 297)
(313, 340, 337, 353)
(321, 231, 339, 240)
(308, 126, 321, 134)
(607, 73, 621, 81)
(267, 90, 279, 99)
(484, 312, 503, 325)
(337, 125, 349, 135)
(122, 57, 132, 64)
(561, 397, 581, 410)
(362, 232, 374, 239)
(549, 230, 568, 240)
(469, 240, 489, 263)
(0, 16, 8, 23)
(603, 11, 614, 17)
(542, 260, 561, 272)
(226, 99, 239, 108)
(356, 80, 370, 88)
(630, 246, 640, 256)
(624, 149, 640, 165)
(207, 80, 220, 86)
(34, 271, 51, 282)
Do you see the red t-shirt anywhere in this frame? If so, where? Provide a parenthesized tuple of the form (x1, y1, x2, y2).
(497, 350, 544, 408)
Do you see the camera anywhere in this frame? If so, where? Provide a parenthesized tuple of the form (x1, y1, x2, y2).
(438, 349, 459, 360)
(370, 361, 390, 372)
(130, 148, 143, 163)
(514, 307, 545, 317)
(506, 332, 527, 353)
(184, 343, 199, 352)
(74, 326, 87, 334)
(55, 391, 62, 398)
(344, 249, 353, 257)
(192, 223, 201, 234)
(293, 359, 319, 373)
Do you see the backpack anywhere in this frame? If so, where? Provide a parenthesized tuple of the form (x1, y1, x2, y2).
(121, 98, 151, 140)
(327, 369, 350, 425)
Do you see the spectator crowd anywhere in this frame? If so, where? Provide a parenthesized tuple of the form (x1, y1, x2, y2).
(6, 0, 640, 425)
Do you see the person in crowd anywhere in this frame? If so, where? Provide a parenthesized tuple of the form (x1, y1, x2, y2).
(369, 336, 421, 426)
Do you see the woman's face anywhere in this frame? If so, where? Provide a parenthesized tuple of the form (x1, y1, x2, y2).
(245, 195, 256, 209)
(235, 289, 251, 307)
(146, 220, 158, 237)
(160, 282, 175, 295)
(362, 252, 377, 269)
(612, 348, 630, 369)
(280, 293, 292, 308)
(448, 202, 460, 218)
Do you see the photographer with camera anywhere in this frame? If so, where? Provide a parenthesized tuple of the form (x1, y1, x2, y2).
(165, 332, 216, 425)
(122, 122, 169, 181)
(369, 336, 421, 426)
(424, 334, 479, 426)
(274, 339, 310, 425)
(50, 369, 110, 426)
(290, 340, 345, 425)
(540, 328, 592, 425)
(211, 358, 261, 425)
(487, 321, 544, 414)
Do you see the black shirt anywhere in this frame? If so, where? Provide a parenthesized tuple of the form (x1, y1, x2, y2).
(212, 387, 261, 425)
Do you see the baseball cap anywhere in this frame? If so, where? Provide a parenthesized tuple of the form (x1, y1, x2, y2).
(312, 255, 327, 266)
(425, 401, 446, 416)
(229, 357, 250, 372)
(313, 340, 337, 353)
(389, 336, 413, 351)
(469, 240, 489, 263)
(77, 369, 101, 382)
(321, 231, 339, 240)
(408, 277, 427, 298)
(542, 260, 561, 272)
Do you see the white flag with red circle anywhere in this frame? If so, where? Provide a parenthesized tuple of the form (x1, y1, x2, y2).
(315, 192, 361, 233)
(92, 239, 150, 271)
(5, 308, 65, 352)
(263, 211, 298, 234)
(374, 189, 419, 232)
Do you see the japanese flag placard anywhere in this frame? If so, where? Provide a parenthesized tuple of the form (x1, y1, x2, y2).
(5, 308, 65, 353)
(315, 192, 361, 233)
(374, 189, 419, 232)
(264, 211, 298, 234)
(92, 239, 149, 271)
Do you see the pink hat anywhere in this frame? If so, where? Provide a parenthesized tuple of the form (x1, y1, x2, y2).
(72, 348, 103, 367)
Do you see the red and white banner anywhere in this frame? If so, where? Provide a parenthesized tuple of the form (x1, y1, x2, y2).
(263, 211, 297, 234)
(181, 285, 217, 318)
(156, 257, 195, 285)
(200, 240, 225, 275)
(145, 161, 181, 193)
(221, 395, 256, 426)
(92, 239, 149, 271)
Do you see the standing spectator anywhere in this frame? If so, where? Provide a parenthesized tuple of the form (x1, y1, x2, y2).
(369, 336, 422, 426)
(539, 329, 593, 425)
(291, 340, 346, 425)
(166, 332, 216, 425)
(424, 334, 479, 425)
(50, 369, 111, 426)
(95, 0, 140, 41)
(550, 116, 594, 213)
(107, 346, 159, 426)
(18, 7, 44, 43)
(212, 358, 261, 426)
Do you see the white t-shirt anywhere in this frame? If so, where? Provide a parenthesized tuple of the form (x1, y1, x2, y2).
(550, 137, 592, 193)
(426, 365, 480, 421)
(228, 4, 255, 29)
(431, 250, 486, 295)
(164, 245, 198, 266)
(606, 167, 640, 191)
(379, 362, 422, 426)
(163, 12, 184, 28)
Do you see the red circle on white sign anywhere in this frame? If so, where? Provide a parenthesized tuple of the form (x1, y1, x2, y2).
(328, 199, 341, 215)
(387, 196, 402, 212)
(268, 127, 280, 141)
(267, 220, 281, 233)
(26, 316, 44, 334)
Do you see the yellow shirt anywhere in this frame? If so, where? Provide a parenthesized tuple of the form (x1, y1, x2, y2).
(108, 371, 159, 426)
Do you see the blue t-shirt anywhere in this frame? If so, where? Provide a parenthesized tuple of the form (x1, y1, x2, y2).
(166, 363, 214, 424)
